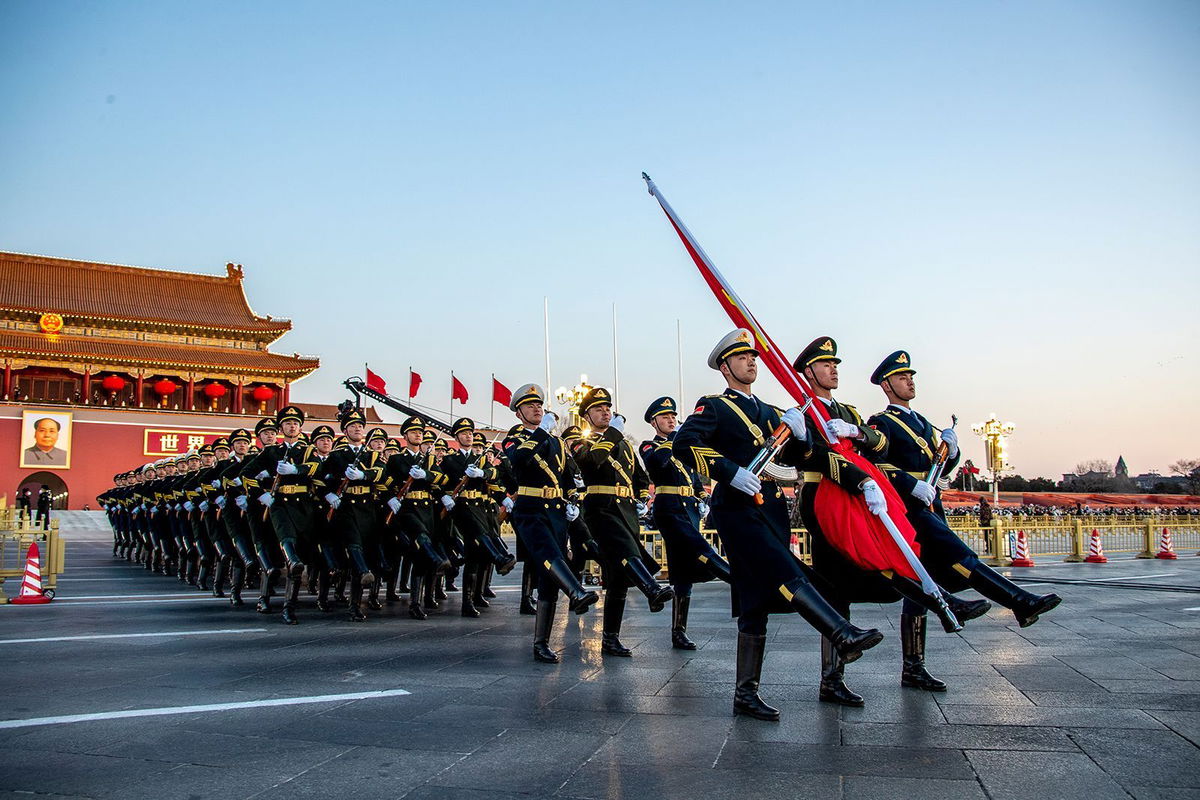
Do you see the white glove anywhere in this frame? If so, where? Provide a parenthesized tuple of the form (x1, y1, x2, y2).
(408, 465, 426, 480)
(940, 428, 959, 459)
(199, 501, 209, 513)
(861, 479, 887, 516)
(441, 495, 455, 510)
(325, 492, 340, 509)
(573, 474, 585, 489)
(149, 506, 157, 515)
(276, 461, 298, 475)
(216, 495, 226, 508)
(501, 497, 514, 512)
(610, 415, 625, 433)
(465, 464, 485, 479)
(235, 495, 248, 510)
(232, 477, 243, 487)
(910, 480, 936, 506)
(636, 501, 648, 516)
(256, 470, 269, 480)
(730, 467, 762, 496)
(699, 501, 710, 518)
(824, 418, 860, 441)
(210, 480, 221, 489)
(387, 497, 401, 514)
(539, 413, 556, 433)
(345, 466, 365, 481)
(259, 493, 274, 508)
(565, 503, 580, 522)
(780, 408, 808, 440)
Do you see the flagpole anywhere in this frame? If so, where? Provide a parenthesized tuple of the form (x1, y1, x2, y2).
(676, 318, 683, 411)
(612, 302, 620, 411)
(449, 371, 454, 424)
(543, 297, 551, 395)
(407, 366, 412, 403)
(490, 373, 495, 430)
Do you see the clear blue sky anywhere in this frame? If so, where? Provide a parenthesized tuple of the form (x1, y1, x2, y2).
(2, 1, 1197, 479)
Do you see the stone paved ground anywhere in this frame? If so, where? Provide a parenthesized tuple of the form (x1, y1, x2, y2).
(1, 513, 1198, 800)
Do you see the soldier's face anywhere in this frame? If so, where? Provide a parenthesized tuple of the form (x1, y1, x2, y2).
(586, 404, 612, 429)
(807, 360, 839, 390)
(259, 430, 277, 446)
(233, 441, 250, 456)
(314, 437, 333, 455)
(280, 420, 301, 438)
(653, 413, 678, 435)
(369, 439, 385, 452)
(215, 447, 230, 460)
(404, 430, 422, 447)
(345, 423, 365, 442)
(722, 352, 758, 384)
(201, 455, 216, 467)
(885, 372, 916, 401)
(517, 401, 543, 426)
(456, 431, 474, 449)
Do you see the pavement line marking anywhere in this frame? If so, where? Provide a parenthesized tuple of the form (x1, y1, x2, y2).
(55, 593, 209, 600)
(0, 688, 412, 730)
(1076, 572, 1180, 583)
(0, 628, 269, 645)
(1185, 607, 1200, 612)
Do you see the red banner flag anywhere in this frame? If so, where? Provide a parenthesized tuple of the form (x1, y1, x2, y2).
(409, 370, 422, 398)
(492, 377, 512, 408)
(451, 375, 469, 404)
(644, 173, 924, 582)
(365, 368, 387, 395)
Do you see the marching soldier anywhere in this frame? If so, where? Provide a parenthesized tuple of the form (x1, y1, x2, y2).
(866, 350, 1062, 689)
(673, 329, 884, 720)
(308, 424, 344, 611)
(196, 437, 231, 591)
(382, 415, 452, 619)
(558, 426, 601, 584)
(573, 386, 673, 657)
(240, 417, 284, 610)
(186, 445, 218, 587)
(442, 419, 519, 617)
(479, 437, 517, 609)
(640, 396, 733, 650)
(216, 429, 254, 601)
(790, 337, 983, 707)
(504, 384, 599, 662)
(363, 426, 393, 610)
(322, 409, 385, 622)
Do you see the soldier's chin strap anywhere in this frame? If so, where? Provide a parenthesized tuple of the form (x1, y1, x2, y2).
(804, 365, 835, 394)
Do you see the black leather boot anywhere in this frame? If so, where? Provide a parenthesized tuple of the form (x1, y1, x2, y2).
(783, 578, 883, 664)
(474, 564, 492, 608)
(409, 573, 427, 620)
(701, 549, 732, 584)
(306, 568, 318, 595)
(367, 579, 383, 610)
(348, 572, 366, 621)
(229, 560, 246, 607)
(349, 548, 375, 589)
(212, 556, 228, 598)
(197, 559, 211, 592)
(733, 632, 780, 721)
(385, 569, 402, 603)
(900, 613, 946, 691)
(819, 636, 865, 706)
(966, 564, 1062, 628)
(397, 558, 411, 593)
(889, 575, 962, 633)
(435, 572, 450, 600)
(944, 592, 991, 623)
(281, 540, 305, 579)
(533, 595, 560, 663)
(282, 572, 301, 625)
(423, 573, 439, 610)
(482, 534, 518, 576)
(256, 568, 278, 613)
(481, 563, 497, 598)
(623, 558, 673, 612)
(545, 558, 599, 614)
(316, 570, 332, 612)
(461, 568, 481, 618)
(671, 595, 697, 650)
(601, 594, 632, 657)
(334, 571, 348, 604)
(519, 566, 537, 615)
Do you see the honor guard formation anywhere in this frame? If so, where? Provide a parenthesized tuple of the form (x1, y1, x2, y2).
(97, 331, 1062, 720)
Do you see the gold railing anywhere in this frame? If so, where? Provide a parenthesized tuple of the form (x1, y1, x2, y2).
(0, 508, 63, 602)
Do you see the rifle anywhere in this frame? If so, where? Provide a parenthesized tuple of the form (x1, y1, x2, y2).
(744, 399, 813, 505)
(326, 446, 369, 522)
(262, 441, 293, 522)
(923, 415, 958, 509)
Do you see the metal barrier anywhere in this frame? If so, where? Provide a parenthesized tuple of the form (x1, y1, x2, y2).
(0, 509, 64, 603)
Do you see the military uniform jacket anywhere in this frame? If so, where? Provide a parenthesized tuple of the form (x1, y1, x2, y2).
(640, 433, 706, 510)
(866, 406, 959, 513)
(797, 398, 886, 495)
(502, 427, 574, 563)
(573, 426, 652, 565)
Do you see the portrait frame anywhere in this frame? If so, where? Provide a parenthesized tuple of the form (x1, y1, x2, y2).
(19, 409, 73, 470)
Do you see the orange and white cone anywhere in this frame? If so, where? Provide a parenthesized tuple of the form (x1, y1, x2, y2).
(789, 532, 802, 559)
(1156, 527, 1178, 560)
(1084, 529, 1108, 564)
(1011, 530, 1035, 567)
(11, 542, 52, 604)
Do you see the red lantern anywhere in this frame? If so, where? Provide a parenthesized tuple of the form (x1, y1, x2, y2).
(101, 375, 126, 392)
(153, 379, 177, 396)
(202, 383, 227, 399)
(251, 385, 274, 402)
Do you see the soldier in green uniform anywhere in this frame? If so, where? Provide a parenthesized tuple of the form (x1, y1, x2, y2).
(217, 428, 255, 602)
(308, 424, 343, 611)
(866, 350, 1062, 692)
(196, 437, 231, 592)
(558, 426, 601, 584)
(573, 386, 673, 657)
(239, 417, 284, 610)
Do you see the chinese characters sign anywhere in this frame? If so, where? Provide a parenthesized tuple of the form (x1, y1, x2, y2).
(143, 428, 224, 457)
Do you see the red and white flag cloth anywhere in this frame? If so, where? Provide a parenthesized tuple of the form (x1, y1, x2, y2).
(365, 367, 387, 396)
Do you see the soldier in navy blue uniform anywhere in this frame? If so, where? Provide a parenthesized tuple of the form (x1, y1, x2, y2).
(504, 384, 599, 663)
(867, 350, 1062, 686)
(238, 418, 284, 610)
(640, 396, 732, 650)
(574, 387, 673, 657)
(673, 329, 883, 721)
(216, 428, 256, 603)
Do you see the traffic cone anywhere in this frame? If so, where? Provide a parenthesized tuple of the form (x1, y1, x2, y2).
(10, 542, 52, 604)
(789, 532, 802, 559)
(1084, 529, 1108, 564)
(1156, 527, 1178, 560)
(1010, 530, 1035, 567)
